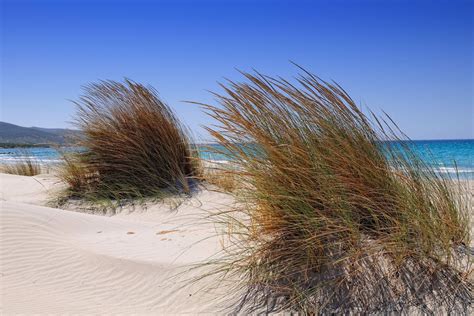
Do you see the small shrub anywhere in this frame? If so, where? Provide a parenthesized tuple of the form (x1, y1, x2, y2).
(200, 69, 472, 314)
(61, 79, 199, 201)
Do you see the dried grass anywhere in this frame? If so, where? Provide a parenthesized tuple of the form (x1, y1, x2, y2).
(59, 79, 199, 202)
(200, 165, 239, 193)
(0, 153, 41, 176)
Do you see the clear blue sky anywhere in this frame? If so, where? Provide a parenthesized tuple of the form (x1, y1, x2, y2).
(1, 0, 472, 140)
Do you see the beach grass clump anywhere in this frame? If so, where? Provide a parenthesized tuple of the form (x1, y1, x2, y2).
(58, 152, 99, 196)
(61, 79, 199, 201)
(203, 168, 238, 193)
(201, 69, 472, 314)
(198, 161, 240, 193)
(0, 154, 41, 176)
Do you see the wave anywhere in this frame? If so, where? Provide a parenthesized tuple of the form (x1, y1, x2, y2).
(0, 157, 63, 164)
(436, 166, 474, 174)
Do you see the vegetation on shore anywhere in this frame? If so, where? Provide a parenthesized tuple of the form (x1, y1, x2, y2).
(200, 69, 472, 314)
(200, 164, 239, 193)
(0, 142, 58, 148)
(0, 155, 41, 176)
(58, 79, 200, 204)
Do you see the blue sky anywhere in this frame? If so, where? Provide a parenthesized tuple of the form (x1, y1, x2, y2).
(1, 0, 472, 140)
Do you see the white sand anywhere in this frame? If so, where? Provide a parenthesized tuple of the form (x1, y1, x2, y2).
(0, 173, 236, 314)
(1, 174, 472, 314)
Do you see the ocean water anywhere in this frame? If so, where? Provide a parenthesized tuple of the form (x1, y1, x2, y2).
(400, 140, 474, 178)
(1, 140, 473, 179)
(0, 147, 79, 165)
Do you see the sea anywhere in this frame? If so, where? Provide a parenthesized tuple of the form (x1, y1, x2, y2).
(1, 140, 473, 179)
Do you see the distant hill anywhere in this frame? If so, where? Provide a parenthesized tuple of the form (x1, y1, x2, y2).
(0, 122, 81, 145)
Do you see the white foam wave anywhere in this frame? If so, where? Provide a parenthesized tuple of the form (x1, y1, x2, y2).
(436, 167, 474, 174)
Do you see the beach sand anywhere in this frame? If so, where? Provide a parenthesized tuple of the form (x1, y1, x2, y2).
(1, 173, 472, 314)
(0, 173, 237, 314)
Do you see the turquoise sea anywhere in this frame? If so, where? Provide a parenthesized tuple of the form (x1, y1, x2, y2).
(1, 140, 473, 179)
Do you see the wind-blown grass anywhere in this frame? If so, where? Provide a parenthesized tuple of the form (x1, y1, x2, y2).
(0, 153, 41, 176)
(199, 69, 472, 314)
(59, 79, 199, 203)
(197, 159, 240, 193)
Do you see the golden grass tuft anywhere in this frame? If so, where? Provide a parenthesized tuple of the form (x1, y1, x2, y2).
(198, 68, 473, 314)
(58, 153, 99, 196)
(200, 165, 239, 193)
(60, 79, 199, 201)
(0, 154, 41, 176)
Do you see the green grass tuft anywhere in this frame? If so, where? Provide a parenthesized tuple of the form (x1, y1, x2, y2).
(199, 68, 472, 314)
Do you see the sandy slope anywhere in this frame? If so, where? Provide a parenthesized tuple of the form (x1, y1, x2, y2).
(1, 174, 472, 314)
(0, 174, 235, 314)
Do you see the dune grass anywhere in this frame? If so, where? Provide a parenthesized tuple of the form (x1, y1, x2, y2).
(0, 154, 41, 176)
(198, 69, 472, 314)
(198, 160, 240, 193)
(202, 168, 238, 193)
(58, 152, 98, 196)
(59, 79, 199, 203)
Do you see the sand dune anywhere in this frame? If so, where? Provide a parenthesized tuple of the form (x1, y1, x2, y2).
(2, 174, 471, 314)
(0, 174, 235, 314)
(0, 173, 63, 205)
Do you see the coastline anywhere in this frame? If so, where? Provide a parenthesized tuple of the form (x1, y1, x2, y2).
(1, 140, 473, 179)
